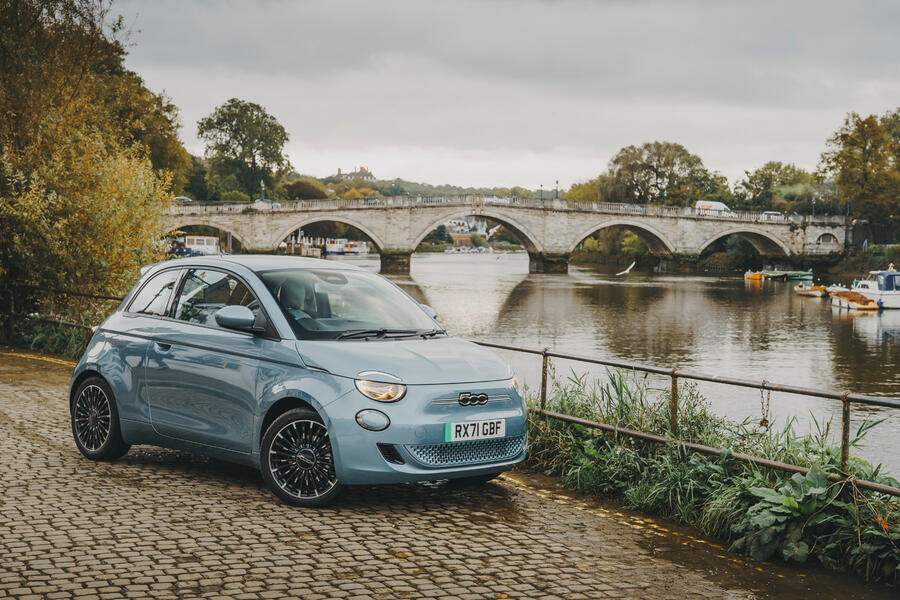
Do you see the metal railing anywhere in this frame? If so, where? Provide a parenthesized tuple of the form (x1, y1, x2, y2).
(472, 340, 900, 497)
(164, 195, 847, 226)
(13, 286, 123, 331)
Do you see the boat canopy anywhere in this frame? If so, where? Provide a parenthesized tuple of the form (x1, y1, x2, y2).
(873, 271, 900, 291)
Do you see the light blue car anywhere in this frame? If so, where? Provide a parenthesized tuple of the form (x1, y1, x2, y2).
(70, 256, 526, 506)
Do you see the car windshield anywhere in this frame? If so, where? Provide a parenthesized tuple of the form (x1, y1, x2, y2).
(258, 268, 439, 340)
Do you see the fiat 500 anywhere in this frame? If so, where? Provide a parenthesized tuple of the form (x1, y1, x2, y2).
(70, 255, 526, 506)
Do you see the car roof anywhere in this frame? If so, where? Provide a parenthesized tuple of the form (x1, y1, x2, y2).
(149, 254, 368, 275)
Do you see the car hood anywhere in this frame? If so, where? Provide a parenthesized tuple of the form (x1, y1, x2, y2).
(295, 337, 512, 385)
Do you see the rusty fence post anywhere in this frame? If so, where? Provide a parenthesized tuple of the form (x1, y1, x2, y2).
(670, 370, 679, 437)
(840, 391, 851, 475)
(540, 348, 550, 412)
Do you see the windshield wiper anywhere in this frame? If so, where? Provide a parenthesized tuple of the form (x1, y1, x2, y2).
(337, 328, 421, 340)
(419, 329, 447, 338)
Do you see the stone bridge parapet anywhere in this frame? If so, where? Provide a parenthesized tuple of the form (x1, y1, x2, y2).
(162, 196, 847, 274)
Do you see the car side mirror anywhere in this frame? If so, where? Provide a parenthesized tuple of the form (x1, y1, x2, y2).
(215, 305, 259, 332)
(420, 304, 438, 320)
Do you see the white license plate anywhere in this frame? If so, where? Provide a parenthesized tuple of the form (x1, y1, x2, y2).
(444, 419, 506, 442)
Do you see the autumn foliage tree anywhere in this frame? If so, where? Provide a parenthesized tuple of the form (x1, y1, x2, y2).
(819, 111, 900, 242)
(0, 0, 179, 331)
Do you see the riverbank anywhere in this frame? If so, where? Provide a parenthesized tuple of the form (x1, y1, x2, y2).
(526, 370, 900, 586)
(825, 246, 900, 282)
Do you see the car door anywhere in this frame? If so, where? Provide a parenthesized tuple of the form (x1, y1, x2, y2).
(107, 267, 183, 423)
(144, 267, 264, 454)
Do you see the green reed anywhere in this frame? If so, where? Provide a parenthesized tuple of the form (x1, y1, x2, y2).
(526, 369, 900, 585)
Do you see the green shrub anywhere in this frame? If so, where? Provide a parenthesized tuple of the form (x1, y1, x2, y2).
(527, 370, 900, 585)
(10, 317, 88, 359)
(220, 190, 250, 203)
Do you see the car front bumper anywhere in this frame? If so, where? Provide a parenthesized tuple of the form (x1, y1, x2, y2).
(326, 379, 528, 485)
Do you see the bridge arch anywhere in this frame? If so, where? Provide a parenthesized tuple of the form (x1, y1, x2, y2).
(567, 219, 677, 256)
(166, 219, 251, 250)
(273, 216, 388, 252)
(698, 227, 791, 256)
(411, 209, 543, 253)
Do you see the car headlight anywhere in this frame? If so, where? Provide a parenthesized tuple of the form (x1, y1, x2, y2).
(355, 378, 407, 402)
(511, 376, 521, 395)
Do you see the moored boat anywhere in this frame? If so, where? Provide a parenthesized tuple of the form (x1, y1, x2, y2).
(794, 284, 827, 297)
(784, 270, 814, 281)
(744, 271, 763, 280)
(830, 290, 880, 311)
(851, 269, 900, 309)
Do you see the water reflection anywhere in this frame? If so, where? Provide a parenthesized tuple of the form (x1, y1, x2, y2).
(333, 252, 899, 472)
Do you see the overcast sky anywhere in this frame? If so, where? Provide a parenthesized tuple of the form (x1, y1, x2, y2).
(118, 0, 900, 189)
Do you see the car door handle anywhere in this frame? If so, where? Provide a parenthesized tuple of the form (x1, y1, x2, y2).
(155, 342, 172, 352)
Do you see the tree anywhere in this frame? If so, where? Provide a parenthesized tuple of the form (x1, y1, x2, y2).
(423, 225, 451, 244)
(0, 0, 172, 333)
(220, 190, 250, 203)
(283, 179, 327, 200)
(569, 143, 732, 207)
(183, 154, 209, 202)
(734, 162, 814, 211)
(101, 70, 192, 192)
(819, 111, 900, 242)
(565, 179, 601, 203)
(606, 141, 733, 207)
(197, 98, 290, 197)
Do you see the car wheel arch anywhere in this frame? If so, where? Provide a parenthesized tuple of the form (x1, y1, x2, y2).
(70, 369, 105, 407)
(259, 396, 324, 445)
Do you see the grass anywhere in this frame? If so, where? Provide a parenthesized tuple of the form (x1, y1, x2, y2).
(526, 369, 900, 585)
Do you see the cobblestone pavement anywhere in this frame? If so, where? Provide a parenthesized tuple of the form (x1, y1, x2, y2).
(0, 351, 893, 600)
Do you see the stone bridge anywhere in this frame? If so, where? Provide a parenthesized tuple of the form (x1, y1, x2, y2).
(163, 196, 848, 274)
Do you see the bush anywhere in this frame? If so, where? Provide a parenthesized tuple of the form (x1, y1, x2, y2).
(283, 179, 327, 200)
(527, 370, 900, 585)
(11, 318, 89, 359)
(220, 190, 250, 203)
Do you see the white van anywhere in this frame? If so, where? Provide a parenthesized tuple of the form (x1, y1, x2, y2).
(694, 201, 734, 216)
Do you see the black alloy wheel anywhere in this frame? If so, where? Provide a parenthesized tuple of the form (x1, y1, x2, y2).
(71, 377, 130, 461)
(261, 408, 341, 507)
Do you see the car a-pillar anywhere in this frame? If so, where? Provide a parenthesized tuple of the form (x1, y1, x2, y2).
(528, 251, 570, 274)
(379, 249, 413, 275)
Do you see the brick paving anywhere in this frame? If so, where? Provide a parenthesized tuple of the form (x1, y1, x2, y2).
(0, 352, 889, 600)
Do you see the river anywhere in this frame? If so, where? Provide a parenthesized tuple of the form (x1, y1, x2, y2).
(337, 252, 899, 474)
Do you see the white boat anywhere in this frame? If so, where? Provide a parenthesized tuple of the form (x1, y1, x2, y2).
(826, 284, 849, 294)
(831, 291, 879, 311)
(345, 240, 369, 256)
(852, 269, 900, 309)
(325, 238, 348, 255)
(794, 284, 827, 297)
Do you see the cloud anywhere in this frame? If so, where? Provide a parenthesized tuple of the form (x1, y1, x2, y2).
(118, 0, 900, 187)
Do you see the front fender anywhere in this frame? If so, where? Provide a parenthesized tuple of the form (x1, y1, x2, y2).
(253, 364, 354, 457)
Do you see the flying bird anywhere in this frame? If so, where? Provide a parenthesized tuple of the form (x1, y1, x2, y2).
(616, 261, 636, 276)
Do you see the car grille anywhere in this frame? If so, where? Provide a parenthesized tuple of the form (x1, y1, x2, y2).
(405, 435, 526, 468)
(430, 393, 511, 406)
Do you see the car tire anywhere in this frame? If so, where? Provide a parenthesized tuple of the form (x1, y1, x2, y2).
(260, 407, 342, 507)
(447, 472, 500, 488)
(70, 376, 130, 461)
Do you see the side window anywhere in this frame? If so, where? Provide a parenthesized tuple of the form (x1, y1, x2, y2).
(128, 270, 180, 316)
(174, 269, 259, 328)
